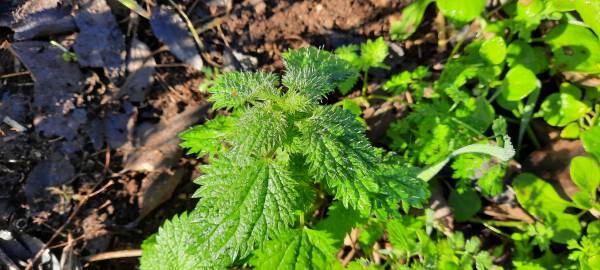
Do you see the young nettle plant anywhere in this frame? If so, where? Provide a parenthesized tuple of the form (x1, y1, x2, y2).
(140, 48, 429, 269)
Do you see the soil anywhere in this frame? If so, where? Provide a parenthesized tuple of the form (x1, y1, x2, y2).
(0, 0, 489, 269)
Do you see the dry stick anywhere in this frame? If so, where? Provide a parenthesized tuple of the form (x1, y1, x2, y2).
(24, 181, 114, 270)
(0, 71, 30, 79)
(86, 249, 142, 262)
(168, 0, 204, 51)
(434, 11, 447, 53)
(341, 229, 360, 266)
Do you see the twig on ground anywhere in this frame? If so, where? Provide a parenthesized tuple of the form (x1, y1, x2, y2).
(24, 181, 114, 270)
(2, 116, 27, 132)
(85, 249, 142, 262)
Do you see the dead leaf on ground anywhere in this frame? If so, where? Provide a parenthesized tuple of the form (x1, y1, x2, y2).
(73, 0, 126, 77)
(9, 41, 86, 141)
(363, 101, 405, 143)
(138, 168, 186, 218)
(104, 102, 137, 150)
(25, 153, 75, 212)
(150, 5, 203, 71)
(562, 71, 600, 87)
(483, 203, 534, 223)
(123, 102, 209, 172)
(11, 0, 76, 40)
(118, 39, 156, 102)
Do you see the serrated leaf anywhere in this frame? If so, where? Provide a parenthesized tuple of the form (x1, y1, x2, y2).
(390, 0, 433, 41)
(283, 47, 356, 101)
(373, 163, 430, 209)
(333, 45, 361, 95)
(359, 37, 389, 70)
(192, 154, 311, 265)
(250, 227, 339, 270)
(296, 105, 378, 211)
(179, 114, 237, 157)
(231, 104, 289, 157)
(316, 201, 366, 246)
(140, 212, 205, 270)
(477, 164, 505, 197)
(386, 216, 424, 257)
(208, 71, 279, 110)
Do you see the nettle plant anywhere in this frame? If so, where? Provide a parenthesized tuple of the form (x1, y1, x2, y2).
(140, 48, 429, 269)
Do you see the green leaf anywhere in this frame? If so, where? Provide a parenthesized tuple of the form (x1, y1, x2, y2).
(519, 88, 540, 146)
(231, 104, 289, 157)
(479, 36, 507, 65)
(418, 136, 515, 181)
(334, 45, 361, 94)
(581, 126, 600, 160)
(548, 0, 576, 11)
(492, 117, 508, 144)
(560, 122, 581, 139)
(501, 66, 539, 101)
(316, 201, 366, 246)
(296, 106, 378, 211)
(545, 22, 600, 74)
(512, 173, 581, 243)
(477, 165, 505, 197)
(448, 189, 481, 222)
(335, 38, 389, 72)
(456, 97, 496, 133)
(283, 47, 356, 101)
(436, 0, 486, 24)
(513, 173, 572, 216)
(140, 213, 205, 270)
(358, 222, 384, 253)
(390, 0, 433, 40)
(386, 216, 424, 257)
(506, 40, 548, 74)
(538, 93, 590, 127)
(359, 37, 389, 71)
(373, 162, 430, 209)
(517, 0, 544, 17)
(179, 114, 237, 158)
(208, 71, 279, 110)
(192, 154, 311, 265)
(559, 82, 582, 99)
(570, 156, 600, 200)
(587, 220, 600, 236)
(575, 0, 600, 38)
(340, 99, 364, 116)
(572, 191, 594, 210)
(250, 227, 339, 270)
